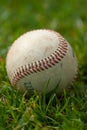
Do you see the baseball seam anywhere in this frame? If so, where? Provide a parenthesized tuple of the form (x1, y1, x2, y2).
(11, 35, 68, 86)
(71, 68, 78, 85)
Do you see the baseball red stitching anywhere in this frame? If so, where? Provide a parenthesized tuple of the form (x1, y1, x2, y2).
(11, 34, 68, 86)
(71, 68, 78, 85)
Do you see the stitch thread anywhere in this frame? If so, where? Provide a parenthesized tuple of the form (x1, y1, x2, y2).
(71, 68, 78, 85)
(11, 34, 69, 86)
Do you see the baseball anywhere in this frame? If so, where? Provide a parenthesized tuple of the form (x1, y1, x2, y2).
(6, 29, 78, 95)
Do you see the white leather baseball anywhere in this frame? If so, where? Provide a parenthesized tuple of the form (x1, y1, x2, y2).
(6, 29, 78, 95)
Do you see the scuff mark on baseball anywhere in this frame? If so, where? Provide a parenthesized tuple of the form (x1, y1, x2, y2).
(6, 29, 78, 95)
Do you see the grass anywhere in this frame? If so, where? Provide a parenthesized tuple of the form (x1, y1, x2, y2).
(0, 0, 87, 129)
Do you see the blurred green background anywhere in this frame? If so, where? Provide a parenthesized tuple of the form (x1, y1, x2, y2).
(0, 0, 87, 84)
